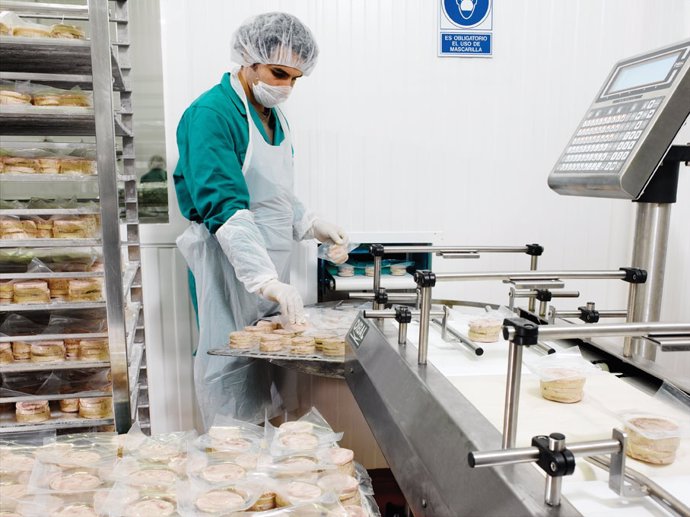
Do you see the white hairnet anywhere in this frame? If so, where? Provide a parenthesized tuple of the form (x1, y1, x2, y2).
(148, 155, 165, 170)
(231, 12, 319, 76)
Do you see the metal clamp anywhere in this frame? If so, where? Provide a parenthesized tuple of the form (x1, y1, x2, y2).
(395, 306, 412, 345)
(373, 287, 388, 311)
(469, 429, 626, 507)
(620, 267, 647, 284)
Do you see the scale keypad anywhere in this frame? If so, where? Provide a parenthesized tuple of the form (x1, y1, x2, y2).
(555, 97, 663, 173)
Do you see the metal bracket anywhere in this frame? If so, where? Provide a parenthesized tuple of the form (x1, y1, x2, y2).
(526, 243, 544, 256)
(373, 287, 388, 310)
(619, 267, 647, 283)
(395, 305, 412, 345)
(578, 302, 600, 323)
(502, 318, 539, 346)
(469, 429, 627, 508)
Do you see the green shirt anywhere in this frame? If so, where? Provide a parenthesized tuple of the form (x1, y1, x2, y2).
(173, 72, 286, 234)
(141, 168, 167, 183)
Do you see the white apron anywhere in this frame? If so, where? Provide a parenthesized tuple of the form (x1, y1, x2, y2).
(177, 71, 297, 428)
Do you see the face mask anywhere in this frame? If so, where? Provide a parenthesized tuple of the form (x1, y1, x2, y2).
(251, 81, 292, 108)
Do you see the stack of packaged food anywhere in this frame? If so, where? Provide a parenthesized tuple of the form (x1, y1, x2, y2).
(0, 408, 380, 516)
(0, 11, 85, 39)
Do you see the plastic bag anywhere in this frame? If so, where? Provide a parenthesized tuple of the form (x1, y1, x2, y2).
(317, 242, 359, 265)
(0, 313, 45, 336)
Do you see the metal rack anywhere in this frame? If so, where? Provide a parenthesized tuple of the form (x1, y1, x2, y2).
(0, 0, 148, 434)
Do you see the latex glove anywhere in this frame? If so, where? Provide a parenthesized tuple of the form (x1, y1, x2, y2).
(311, 219, 347, 245)
(259, 280, 306, 325)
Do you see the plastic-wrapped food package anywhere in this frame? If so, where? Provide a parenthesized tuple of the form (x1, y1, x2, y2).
(0, 248, 100, 274)
(31, 85, 91, 108)
(0, 11, 85, 40)
(0, 79, 32, 105)
(525, 348, 603, 403)
(613, 382, 690, 466)
(268, 408, 344, 457)
(315, 447, 355, 477)
(177, 477, 261, 515)
(317, 242, 359, 266)
(194, 423, 263, 460)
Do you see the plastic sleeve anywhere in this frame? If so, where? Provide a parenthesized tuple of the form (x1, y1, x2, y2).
(216, 210, 278, 293)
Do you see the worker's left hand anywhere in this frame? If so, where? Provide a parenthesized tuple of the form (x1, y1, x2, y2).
(311, 219, 347, 245)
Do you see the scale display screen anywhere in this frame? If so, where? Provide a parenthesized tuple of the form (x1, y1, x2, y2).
(548, 39, 690, 199)
(606, 51, 681, 94)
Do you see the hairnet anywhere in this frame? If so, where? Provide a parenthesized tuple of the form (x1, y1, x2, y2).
(148, 155, 166, 170)
(231, 12, 319, 76)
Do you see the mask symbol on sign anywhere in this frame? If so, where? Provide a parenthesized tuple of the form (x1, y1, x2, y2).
(456, 0, 476, 20)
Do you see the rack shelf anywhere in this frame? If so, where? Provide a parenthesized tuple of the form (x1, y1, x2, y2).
(0, 106, 132, 136)
(0, 174, 97, 182)
(0, 301, 106, 312)
(0, 332, 108, 344)
(0, 36, 126, 90)
(0, 271, 103, 280)
(0, 409, 113, 433)
(0, 238, 101, 248)
(0, 360, 110, 373)
(0, 0, 145, 435)
(0, 390, 110, 404)
(0, 208, 100, 216)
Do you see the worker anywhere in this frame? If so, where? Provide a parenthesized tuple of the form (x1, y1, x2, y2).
(141, 155, 167, 183)
(174, 12, 348, 428)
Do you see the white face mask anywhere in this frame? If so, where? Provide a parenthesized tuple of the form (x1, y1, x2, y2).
(251, 81, 292, 108)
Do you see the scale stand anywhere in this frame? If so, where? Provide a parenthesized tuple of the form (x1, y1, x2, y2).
(626, 145, 690, 360)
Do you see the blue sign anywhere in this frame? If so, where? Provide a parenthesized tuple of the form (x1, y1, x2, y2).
(441, 33, 491, 55)
(442, 0, 491, 28)
(438, 0, 493, 58)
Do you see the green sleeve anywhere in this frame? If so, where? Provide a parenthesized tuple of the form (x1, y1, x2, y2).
(176, 106, 249, 234)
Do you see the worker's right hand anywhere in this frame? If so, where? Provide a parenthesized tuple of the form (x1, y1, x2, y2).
(259, 280, 306, 325)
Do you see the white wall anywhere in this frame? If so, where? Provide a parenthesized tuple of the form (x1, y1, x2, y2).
(144, 0, 690, 433)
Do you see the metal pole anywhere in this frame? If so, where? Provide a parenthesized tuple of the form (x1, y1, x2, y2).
(505, 322, 690, 341)
(470, 438, 621, 467)
(528, 255, 539, 312)
(417, 286, 433, 365)
(382, 245, 531, 254)
(545, 434, 566, 506)
(89, 0, 131, 433)
(363, 309, 444, 319)
(431, 318, 484, 356)
(373, 255, 382, 293)
(502, 341, 523, 449)
(398, 322, 408, 345)
(628, 202, 672, 361)
(436, 270, 627, 282)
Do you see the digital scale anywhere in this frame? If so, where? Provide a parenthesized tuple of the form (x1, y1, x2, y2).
(548, 39, 690, 199)
(549, 39, 690, 360)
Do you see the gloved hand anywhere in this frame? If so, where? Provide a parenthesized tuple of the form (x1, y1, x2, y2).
(259, 279, 306, 325)
(311, 219, 347, 245)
